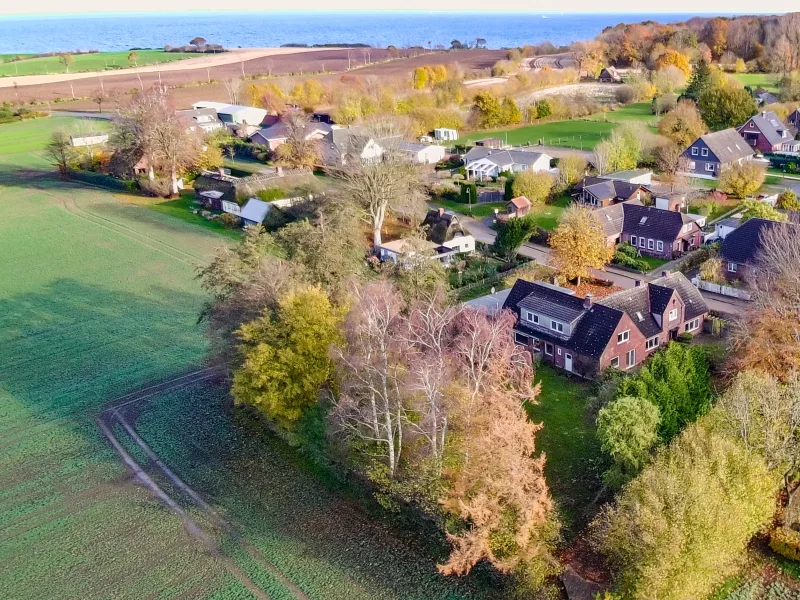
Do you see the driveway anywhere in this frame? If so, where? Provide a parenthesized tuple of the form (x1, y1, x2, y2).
(460, 215, 746, 315)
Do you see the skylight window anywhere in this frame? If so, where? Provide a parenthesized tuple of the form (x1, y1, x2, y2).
(636, 311, 644, 322)
(606, 214, 612, 221)
(639, 216, 648, 225)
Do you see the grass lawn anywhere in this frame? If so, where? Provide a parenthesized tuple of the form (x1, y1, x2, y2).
(586, 101, 659, 127)
(0, 50, 196, 77)
(131, 193, 243, 241)
(728, 73, 781, 92)
(0, 116, 492, 600)
(433, 197, 506, 218)
(639, 255, 670, 271)
(459, 119, 616, 150)
(527, 364, 601, 535)
(224, 157, 268, 176)
(529, 195, 570, 231)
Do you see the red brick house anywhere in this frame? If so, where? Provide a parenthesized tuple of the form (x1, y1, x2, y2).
(503, 273, 708, 379)
(737, 111, 794, 154)
(718, 217, 792, 286)
(594, 201, 702, 259)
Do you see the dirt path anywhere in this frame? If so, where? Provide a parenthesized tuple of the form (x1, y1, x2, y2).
(96, 367, 311, 600)
(0, 47, 336, 89)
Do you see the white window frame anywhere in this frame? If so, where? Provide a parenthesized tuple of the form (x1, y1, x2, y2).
(626, 348, 636, 368)
(691, 147, 698, 156)
(685, 318, 700, 332)
(617, 329, 630, 344)
(639, 237, 646, 248)
(609, 356, 620, 368)
(550, 320, 564, 333)
(514, 332, 529, 345)
(705, 163, 715, 172)
(701, 148, 709, 157)
(525, 311, 539, 324)
(544, 342, 553, 356)
(557, 348, 562, 356)
(656, 240, 664, 252)
(749, 121, 755, 128)
(728, 262, 738, 273)
(630, 235, 637, 246)
(647, 238, 654, 250)
(669, 308, 678, 321)
(646, 336, 659, 350)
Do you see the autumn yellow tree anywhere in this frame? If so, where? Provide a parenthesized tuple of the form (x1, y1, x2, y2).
(658, 100, 707, 147)
(656, 49, 691, 77)
(550, 204, 613, 285)
(232, 286, 345, 430)
(511, 170, 554, 205)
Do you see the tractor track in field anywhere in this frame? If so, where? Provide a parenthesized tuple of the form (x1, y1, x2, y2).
(96, 369, 311, 600)
(57, 195, 205, 266)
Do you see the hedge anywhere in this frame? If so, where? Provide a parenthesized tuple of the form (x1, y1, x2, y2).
(68, 170, 139, 192)
(769, 526, 800, 562)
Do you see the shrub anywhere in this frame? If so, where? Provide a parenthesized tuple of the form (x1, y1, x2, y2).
(777, 189, 800, 211)
(719, 163, 766, 199)
(769, 527, 800, 562)
(615, 85, 637, 105)
(256, 187, 286, 202)
(459, 181, 478, 204)
(511, 170, 553, 205)
(219, 212, 242, 229)
(677, 332, 693, 344)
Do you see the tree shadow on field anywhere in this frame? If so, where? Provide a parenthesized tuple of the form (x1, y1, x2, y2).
(0, 278, 207, 428)
(0, 279, 217, 599)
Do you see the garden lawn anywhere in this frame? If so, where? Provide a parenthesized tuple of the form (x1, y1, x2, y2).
(527, 365, 601, 536)
(459, 119, 616, 150)
(432, 197, 506, 218)
(0, 50, 195, 76)
(133, 193, 242, 240)
(529, 195, 570, 231)
(639, 255, 670, 272)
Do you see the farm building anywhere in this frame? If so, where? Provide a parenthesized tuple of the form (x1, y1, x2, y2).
(191, 101, 268, 127)
(434, 128, 459, 142)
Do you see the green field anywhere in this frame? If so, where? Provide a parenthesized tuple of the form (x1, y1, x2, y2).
(459, 103, 659, 150)
(729, 73, 781, 92)
(0, 50, 196, 77)
(0, 117, 495, 599)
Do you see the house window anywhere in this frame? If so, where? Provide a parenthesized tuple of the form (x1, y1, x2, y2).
(550, 320, 564, 333)
(514, 332, 529, 345)
(626, 349, 636, 368)
(728, 262, 738, 273)
(648, 239, 654, 250)
(630, 235, 637, 246)
(557, 348, 562, 356)
(525, 311, 539, 324)
(656, 240, 664, 252)
(691, 147, 698, 156)
(617, 329, 630, 344)
(685, 318, 700, 332)
(669, 308, 678, 321)
(639, 237, 646, 248)
(749, 121, 754, 128)
(544, 342, 553, 356)
(701, 148, 709, 157)
(646, 336, 659, 350)
(609, 356, 620, 368)
(705, 163, 715, 172)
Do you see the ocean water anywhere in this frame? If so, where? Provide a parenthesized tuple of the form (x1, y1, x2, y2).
(0, 11, 707, 54)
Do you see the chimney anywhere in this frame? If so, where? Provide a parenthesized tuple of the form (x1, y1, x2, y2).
(438, 207, 445, 217)
(634, 280, 642, 287)
(584, 293, 593, 309)
(217, 167, 224, 177)
(661, 270, 670, 278)
(762, 111, 767, 118)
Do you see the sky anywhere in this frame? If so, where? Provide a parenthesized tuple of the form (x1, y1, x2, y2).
(0, 4, 793, 16)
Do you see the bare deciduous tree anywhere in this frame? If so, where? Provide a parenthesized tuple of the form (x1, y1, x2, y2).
(335, 120, 426, 248)
(274, 110, 321, 169)
(223, 77, 243, 105)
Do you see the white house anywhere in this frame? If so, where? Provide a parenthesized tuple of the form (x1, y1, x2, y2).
(441, 234, 475, 254)
(238, 198, 271, 226)
(463, 148, 552, 181)
(191, 102, 268, 127)
(434, 128, 459, 142)
(70, 133, 109, 147)
(322, 127, 384, 166)
(251, 120, 333, 151)
(377, 239, 438, 264)
(605, 169, 653, 186)
(397, 142, 447, 165)
(177, 108, 225, 134)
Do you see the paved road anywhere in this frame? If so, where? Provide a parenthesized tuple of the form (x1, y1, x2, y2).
(461, 215, 747, 315)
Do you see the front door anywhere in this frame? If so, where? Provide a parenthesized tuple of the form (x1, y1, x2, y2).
(565, 353, 573, 373)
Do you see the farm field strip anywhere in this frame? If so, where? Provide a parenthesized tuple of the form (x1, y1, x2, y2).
(95, 371, 313, 600)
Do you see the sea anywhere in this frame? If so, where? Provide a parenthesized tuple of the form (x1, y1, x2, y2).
(0, 11, 712, 55)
